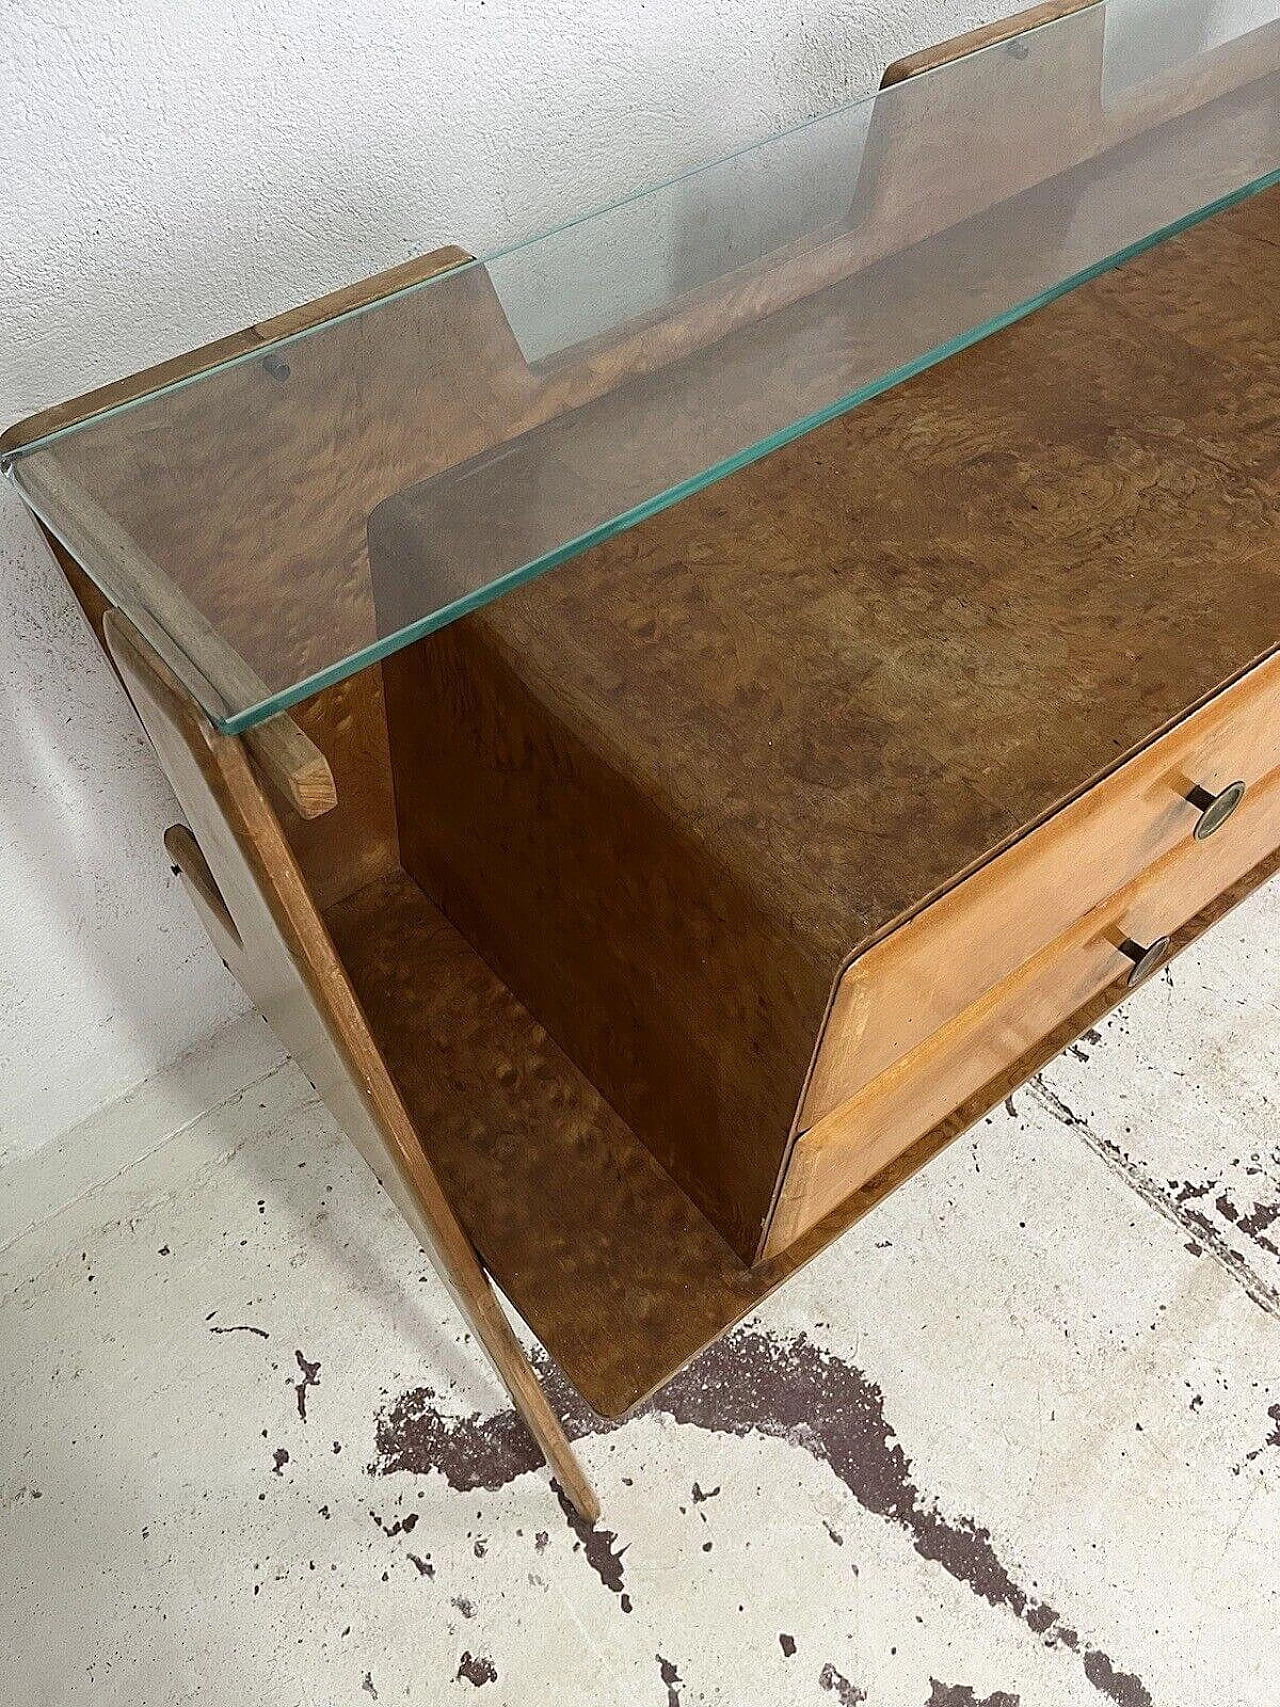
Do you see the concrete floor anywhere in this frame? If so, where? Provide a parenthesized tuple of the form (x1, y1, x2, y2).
(3, 882, 1280, 1707)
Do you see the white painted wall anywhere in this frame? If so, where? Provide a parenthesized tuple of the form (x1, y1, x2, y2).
(10, 0, 1256, 1157)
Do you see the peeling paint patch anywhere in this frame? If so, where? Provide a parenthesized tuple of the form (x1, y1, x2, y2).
(926, 1681, 1021, 1707)
(1027, 1076, 1280, 1320)
(293, 1349, 320, 1421)
(657, 1655, 681, 1705)
(1245, 1403, 1280, 1464)
(369, 1508, 419, 1539)
(554, 1485, 630, 1606)
(456, 1652, 497, 1687)
(371, 1328, 1153, 1705)
(818, 1661, 866, 1703)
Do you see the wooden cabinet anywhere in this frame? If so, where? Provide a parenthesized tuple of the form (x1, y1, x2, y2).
(375, 183, 1280, 1267)
(772, 665, 1280, 1254)
(7, 0, 1278, 1511)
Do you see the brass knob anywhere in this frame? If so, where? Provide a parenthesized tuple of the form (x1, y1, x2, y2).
(1187, 779, 1245, 840)
(1118, 935, 1171, 987)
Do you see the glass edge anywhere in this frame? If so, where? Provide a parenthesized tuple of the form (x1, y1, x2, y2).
(4, 1, 1113, 468)
(215, 160, 1280, 736)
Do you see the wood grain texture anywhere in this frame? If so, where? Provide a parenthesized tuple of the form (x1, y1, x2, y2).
(0, 245, 474, 458)
(327, 844, 1280, 1417)
(104, 613, 598, 1520)
(15, 453, 336, 819)
(767, 749, 1280, 1255)
(383, 184, 1280, 1261)
(880, 0, 1099, 87)
(803, 645, 1280, 1131)
(5, 242, 477, 906)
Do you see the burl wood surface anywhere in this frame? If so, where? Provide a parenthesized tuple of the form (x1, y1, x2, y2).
(383, 185, 1280, 1260)
(327, 846, 1280, 1417)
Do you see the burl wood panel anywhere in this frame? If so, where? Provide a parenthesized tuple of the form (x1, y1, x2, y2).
(2, 245, 488, 910)
(382, 184, 1280, 1262)
(327, 844, 1280, 1417)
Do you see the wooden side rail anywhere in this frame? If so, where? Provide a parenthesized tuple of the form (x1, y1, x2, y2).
(13, 453, 337, 819)
(881, 0, 1099, 85)
(108, 611, 598, 1519)
(0, 245, 473, 459)
(2, 245, 475, 821)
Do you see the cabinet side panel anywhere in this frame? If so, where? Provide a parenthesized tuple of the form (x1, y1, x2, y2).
(383, 623, 821, 1261)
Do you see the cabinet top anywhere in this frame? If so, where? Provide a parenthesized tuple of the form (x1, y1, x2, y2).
(5, 0, 1279, 734)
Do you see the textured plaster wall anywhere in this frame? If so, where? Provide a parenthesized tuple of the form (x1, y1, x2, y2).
(1, 0, 1021, 1158)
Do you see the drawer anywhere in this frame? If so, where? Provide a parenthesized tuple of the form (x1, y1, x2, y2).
(764, 748, 1280, 1259)
(800, 647, 1280, 1130)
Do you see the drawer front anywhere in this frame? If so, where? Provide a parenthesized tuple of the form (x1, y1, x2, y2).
(765, 751, 1280, 1260)
(801, 648, 1280, 1130)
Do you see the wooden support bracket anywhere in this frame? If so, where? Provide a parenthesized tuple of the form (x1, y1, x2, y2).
(105, 610, 599, 1521)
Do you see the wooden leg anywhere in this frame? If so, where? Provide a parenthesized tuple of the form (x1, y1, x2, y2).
(107, 611, 598, 1522)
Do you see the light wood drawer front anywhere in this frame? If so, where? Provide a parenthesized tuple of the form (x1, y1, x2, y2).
(766, 755, 1280, 1259)
(802, 649, 1280, 1129)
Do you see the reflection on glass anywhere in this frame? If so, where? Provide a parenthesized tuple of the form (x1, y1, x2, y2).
(6, 0, 1279, 732)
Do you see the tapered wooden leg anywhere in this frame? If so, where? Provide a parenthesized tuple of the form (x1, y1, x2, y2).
(106, 611, 598, 1521)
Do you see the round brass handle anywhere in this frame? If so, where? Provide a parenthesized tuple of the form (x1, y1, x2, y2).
(1118, 934, 1171, 987)
(1187, 779, 1246, 841)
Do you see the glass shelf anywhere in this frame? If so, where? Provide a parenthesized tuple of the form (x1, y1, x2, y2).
(6, 0, 1279, 734)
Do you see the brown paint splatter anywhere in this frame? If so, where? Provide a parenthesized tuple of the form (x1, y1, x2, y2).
(370, 1509, 419, 1538)
(779, 1633, 797, 1657)
(554, 1484, 629, 1605)
(1028, 1079, 1280, 1319)
(270, 1448, 289, 1476)
(210, 1323, 269, 1339)
(818, 1662, 866, 1704)
(927, 1682, 1020, 1707)
(456, 1652, 497, 1688)
(1237, 1199, 1280, 1248)
(294, 1350, 321, 1421)
(1246, 1402, 1280, 1463)
(1084, 1652, 1149, 1704)
(657, 1655, 681, 1705)
(360, 1673, 377, 1699)
(371, 1328, 1151, 1707)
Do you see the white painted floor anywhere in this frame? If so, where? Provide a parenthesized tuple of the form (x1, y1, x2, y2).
(3, 882, 1280, 1707)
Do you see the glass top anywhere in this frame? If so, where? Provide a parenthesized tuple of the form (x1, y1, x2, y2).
(6, 0, 1279, 734)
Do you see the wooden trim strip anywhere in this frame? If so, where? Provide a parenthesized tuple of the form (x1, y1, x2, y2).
(1, 244, 473, 458)
(3, 244, 473, 813)
(14, 453, 337, 819)
(106, 610, 599, 1520)
(164, 823, 242, 949)
(880, 0, 1101, 87)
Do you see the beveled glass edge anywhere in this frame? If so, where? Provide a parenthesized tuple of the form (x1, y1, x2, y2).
(208, 162, 1280, 736)
(0, 2, 1100, 472)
